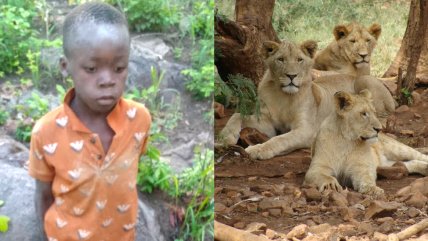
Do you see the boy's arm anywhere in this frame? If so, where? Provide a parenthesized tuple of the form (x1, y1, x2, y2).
(35, 180, 53, 241)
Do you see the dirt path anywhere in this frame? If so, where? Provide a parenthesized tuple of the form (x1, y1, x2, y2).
(214, 88, 428, 240)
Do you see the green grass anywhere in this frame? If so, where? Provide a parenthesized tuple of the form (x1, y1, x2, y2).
(215, 0, 409, 77)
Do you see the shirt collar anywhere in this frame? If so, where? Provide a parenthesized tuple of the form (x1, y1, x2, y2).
(63, 88, 126, 135)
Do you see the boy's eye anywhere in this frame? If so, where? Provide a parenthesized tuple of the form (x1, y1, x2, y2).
(85, 67, 96, 73)
(115, 66, 126, 73)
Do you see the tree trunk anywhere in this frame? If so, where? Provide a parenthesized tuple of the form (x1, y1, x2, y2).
(383, 0, 428, 104)
(215, 0, 279, 86)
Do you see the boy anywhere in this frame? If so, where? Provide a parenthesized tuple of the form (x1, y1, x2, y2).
(28, 3, 151, 241)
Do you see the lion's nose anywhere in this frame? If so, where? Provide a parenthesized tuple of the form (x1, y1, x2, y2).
(374, 127, 381, 133)
(359, 54, 368, 59)
(286, 74, 297, 81)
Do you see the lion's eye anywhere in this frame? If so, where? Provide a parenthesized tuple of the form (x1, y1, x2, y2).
(277, 57, 284, 62)
(366, 39, 371, 42)
(297, 57, 303, 63)
(361, 112, 369, 117)
(350, 39, 356, 43)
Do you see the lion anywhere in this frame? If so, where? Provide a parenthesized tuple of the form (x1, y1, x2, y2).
(314, 22, 381, 76)
(219, 39, 395, 160)
(304, 90, 428, 197)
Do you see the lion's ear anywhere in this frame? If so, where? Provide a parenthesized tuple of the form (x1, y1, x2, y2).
(262, 41, 280, 58)
(333, 25, 349, 40)
(369, 23, 381, 40)
(300, 40, 317, 58)
(334, 91, 354, 113)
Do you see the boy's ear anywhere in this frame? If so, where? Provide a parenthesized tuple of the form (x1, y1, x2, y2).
(59, 57, 69, 78)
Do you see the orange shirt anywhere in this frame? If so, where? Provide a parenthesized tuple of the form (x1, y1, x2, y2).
(28, 89, 151, 241)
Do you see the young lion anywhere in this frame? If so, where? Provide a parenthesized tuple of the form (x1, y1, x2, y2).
(304, 90, 428, 197)
(219, 40, 394, 160)
(314, 22, 381, 76)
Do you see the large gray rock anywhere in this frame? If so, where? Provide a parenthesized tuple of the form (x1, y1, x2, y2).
(0, 136, 176, 241)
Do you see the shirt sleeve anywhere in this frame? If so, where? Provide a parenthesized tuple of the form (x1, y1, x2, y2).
(28, 131, 55, 182)
(139, 108, 152, 156)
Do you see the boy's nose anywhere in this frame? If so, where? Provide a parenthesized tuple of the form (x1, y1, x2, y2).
(98, 71, 116, 87)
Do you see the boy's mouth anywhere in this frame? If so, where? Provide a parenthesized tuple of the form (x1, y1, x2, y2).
(97, 95, 116, 105)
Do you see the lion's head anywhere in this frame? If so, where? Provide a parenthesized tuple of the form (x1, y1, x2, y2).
(334, 90, 382, 143)
(333, 23, 381, 70)
(262, 40, 317, 94)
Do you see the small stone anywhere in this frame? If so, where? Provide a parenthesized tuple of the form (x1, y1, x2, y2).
(286, 224, 308, 239)
(303, 187, 322, 201)
(248, 176, 258, 181)
(411, 92, 421, 105)
(214, 187, 223, 195)
(308, 223, 331, 235)
(226, 191, 240, 198)
(268, 208, 282, 217)
(414, 113, 422, 119)
(406, 191, 428, 209)
(364, 200, 401, 219)
(395, 105, 409, 113)
(357, 222, 374, 236)
(261, 191, 274, 197)
(214, 202, 227, 212)
(233, 221, 246, 229)
(245, 222, 267, 235)
(378, 218, 394, 233)
(373, 232, 388, 241)
(261, 211, 269, 217)
(266, 229, 279, 239)
(330, 191, 348, 207)
(311, 216, 323, 224)
(404, 219, 416, 225)
(306, 219, 316, 227)
(400, 129, 414, 136)
(284, 171, 296, 179)
(407, 207, 420, 218)
(376, 217, 394, 224)
(247, 203, 258, 213)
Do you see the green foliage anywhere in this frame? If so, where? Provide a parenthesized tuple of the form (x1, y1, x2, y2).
(182, 0, 215, 99)
(126, 66, 182, 134)
(0, 106, 9, 126)
(401, 88, 413, 105)
(0, 200, 9, 233)
(0, 4, 36, 76)
(215, 74, 260, 116)
(14, 91, 50, 142)
(112, 0, 180, 32)
(0, 215, 10, 233)
(177, 148, 214, 241)
(137, 144, 173, 193)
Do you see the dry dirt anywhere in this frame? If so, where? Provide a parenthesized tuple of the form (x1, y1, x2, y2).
(214, 87, 428, 241)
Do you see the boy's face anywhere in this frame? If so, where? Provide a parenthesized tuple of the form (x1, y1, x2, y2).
(61, 23, 130, 114)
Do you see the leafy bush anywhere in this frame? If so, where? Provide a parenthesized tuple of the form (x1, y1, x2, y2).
(112, 0, 180, 32)
(14, 91, 50, 142)
(182, 0, 215, 99)
(0, 107, 9, 126)
(0, 4, 36, 76)
(215, 74, 260, 116)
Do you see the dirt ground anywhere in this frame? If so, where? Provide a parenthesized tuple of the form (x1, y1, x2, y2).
(214, 87, 428, 240)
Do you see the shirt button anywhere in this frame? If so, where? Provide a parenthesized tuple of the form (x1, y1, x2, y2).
(97, 154, 102, 160)
(90, 137, 96, 144)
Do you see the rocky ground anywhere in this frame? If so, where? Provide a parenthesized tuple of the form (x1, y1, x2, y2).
(214, 87, 428, 241)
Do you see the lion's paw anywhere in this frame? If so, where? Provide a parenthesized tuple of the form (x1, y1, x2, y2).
(360, 185, 384, 198)
(245, 144, 275, 160)
(319, 177, 343, 193)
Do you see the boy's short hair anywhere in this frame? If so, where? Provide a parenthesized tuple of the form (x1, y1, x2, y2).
(63, 2, 129, 57)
